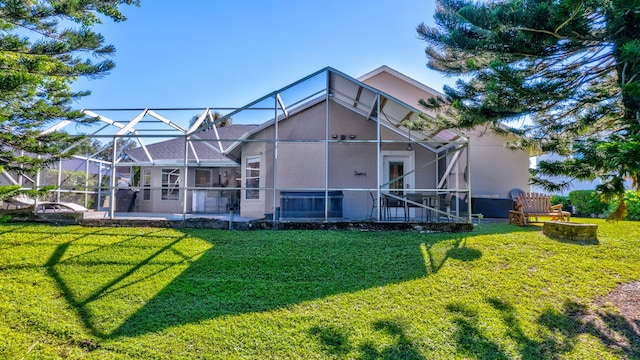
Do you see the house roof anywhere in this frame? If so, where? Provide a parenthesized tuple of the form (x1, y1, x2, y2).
(356, 65, 466, 148)
(220, 67, 467, 154)
(124, 124, 259, 166)
(361, 65, 524, 145)
(358, 65, 444, 99)
(72, 66, 467, 167)
(202, 124, 260, 152)
(58, 157, 109, 175)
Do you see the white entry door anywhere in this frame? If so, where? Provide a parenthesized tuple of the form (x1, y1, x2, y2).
(380, 151, 415, 194)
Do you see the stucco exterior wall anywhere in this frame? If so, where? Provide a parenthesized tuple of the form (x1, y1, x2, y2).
(239, 100, 438, 220)
(360, 71, 440, 119)
(466, 129, 529, 197)
(239, 140, 268, 218)
(136, 167, 185, 213)
(360, 69, 529, 198)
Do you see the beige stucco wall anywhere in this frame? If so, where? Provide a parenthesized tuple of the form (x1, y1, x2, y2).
(361, 70, 529, 198)
(239, 100, 437, 219)
(137, 166, 238, 214)
(239, 142, 268, 217)
(136, 167, 186, 213)
(361, 71, 441, 120)
(466, 129, 530, 198)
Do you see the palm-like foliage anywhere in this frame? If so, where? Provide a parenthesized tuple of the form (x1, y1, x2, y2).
(417, 0, 640, 214)
(189, 111, 231, 131)
(0, 0, 138, 181)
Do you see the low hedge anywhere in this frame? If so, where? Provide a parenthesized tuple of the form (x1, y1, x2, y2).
(568, 190, 609, 217)
(565, 189, 640, 220)
(550, 195, 571, 211)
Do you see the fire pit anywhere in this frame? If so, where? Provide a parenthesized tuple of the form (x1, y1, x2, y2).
(543, 221, 598, 242)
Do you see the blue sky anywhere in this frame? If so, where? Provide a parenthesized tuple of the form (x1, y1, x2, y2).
(73, 1, 452, 111)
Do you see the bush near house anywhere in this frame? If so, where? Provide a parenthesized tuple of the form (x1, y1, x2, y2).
(550, 195, 571, 211)
(568, 190, 609, 217)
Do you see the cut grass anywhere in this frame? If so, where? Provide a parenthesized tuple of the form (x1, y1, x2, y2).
(0, 219, 639, 359)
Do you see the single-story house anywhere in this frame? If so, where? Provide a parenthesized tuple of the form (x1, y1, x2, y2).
(2, 66, 530, 221)
(114, 66, 529, 221)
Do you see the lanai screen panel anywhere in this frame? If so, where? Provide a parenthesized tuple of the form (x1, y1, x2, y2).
(371, 95, 465, 151)
(21, 67, 471, 221)
(328, 71, 377, 120)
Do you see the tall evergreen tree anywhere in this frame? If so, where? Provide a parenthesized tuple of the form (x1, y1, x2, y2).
(417, 0, 640, 216)
(0, 0, 138, 199)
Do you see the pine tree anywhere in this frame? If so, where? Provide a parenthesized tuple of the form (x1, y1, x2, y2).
(0, 0, 138, 200)
(417, 0, 640, 217)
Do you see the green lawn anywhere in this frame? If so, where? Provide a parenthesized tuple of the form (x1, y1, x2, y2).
(0, 219, 639, 359)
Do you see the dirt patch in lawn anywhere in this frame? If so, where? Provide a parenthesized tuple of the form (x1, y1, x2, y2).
(598, 282, 640, 330)
(581, 281, 640, 357)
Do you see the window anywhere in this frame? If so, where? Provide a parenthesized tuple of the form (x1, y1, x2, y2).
(195, 169, 211, 187)
(161, 168, 181, 200)
(142, 168, 151, 201)
(389, 161, 404, 195)
(245, 156, 260, 200)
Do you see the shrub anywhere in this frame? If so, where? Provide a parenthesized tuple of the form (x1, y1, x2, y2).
(607, 190, 640, 221)
(625, 191, 640, 220)
(568, 190, 608, 217)
(550, 195, 571, 211)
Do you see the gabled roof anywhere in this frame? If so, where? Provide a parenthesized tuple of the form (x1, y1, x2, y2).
(124, 124, 258, 166)
(361, 65, 524, 143)
(220, 67, 467, 154)
(358, 65, 444, 99)
(193, 124, 260, 153)
(85, 66, 467, 166)
(357, 65, 465, 149)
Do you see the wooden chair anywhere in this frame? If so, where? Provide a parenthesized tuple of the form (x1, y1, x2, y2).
(509, 192, 570, 226)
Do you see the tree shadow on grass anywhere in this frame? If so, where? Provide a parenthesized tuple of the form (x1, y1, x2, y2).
(41, 228, 195, 338)
(359, 320, 424, 360)
(309, 319, 423, 359)
(110, 230, 438, 338)
(447, 297, 640, 359)
(575, 307, 640, 358)
(309, 325, 353, 356)
(19, 224, 516, 340)
(421, 236, 482, 274)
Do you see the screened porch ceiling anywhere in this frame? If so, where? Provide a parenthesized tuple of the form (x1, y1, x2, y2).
(327, 69, 465, 151)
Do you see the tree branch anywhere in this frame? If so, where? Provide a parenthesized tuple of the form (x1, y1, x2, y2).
(555, 1, 584, 34)
(513, 27, 564, 39)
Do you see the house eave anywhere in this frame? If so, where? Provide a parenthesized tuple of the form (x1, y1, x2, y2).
(122, 160, 239, 167)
